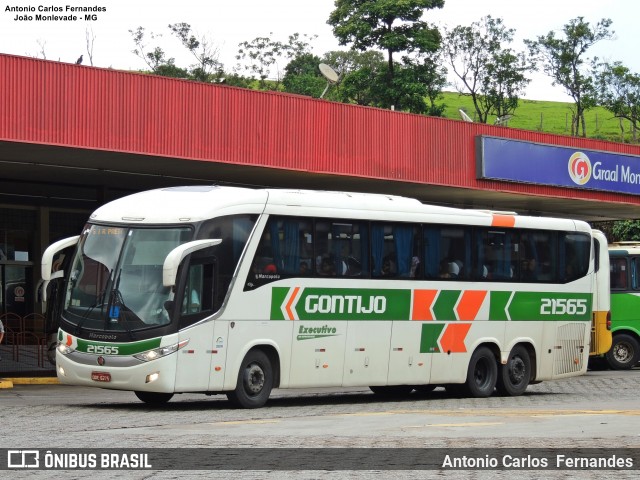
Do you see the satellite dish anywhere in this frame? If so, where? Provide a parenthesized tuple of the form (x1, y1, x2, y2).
(459, 109, 473, 122)
(319, 63, 339, 98)
(319, 63, 339, 83)
(494, 114, 513, 126)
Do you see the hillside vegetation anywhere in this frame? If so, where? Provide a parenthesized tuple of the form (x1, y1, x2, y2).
(441, 91, 636, 144)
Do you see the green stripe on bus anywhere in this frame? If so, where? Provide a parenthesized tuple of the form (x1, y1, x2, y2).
(420, 324, 445, 353)
(272, 287, 411, 320)
(271, 287, 290, 320)
(75, 337, 161, 355)
(490, 291, 592, 321)
(432, 290, 461, 321)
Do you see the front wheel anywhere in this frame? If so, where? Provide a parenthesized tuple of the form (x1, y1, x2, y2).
(466, 347, 497, 398)
(496, 345, 530, 396)
(227, 349, 274, 408)
(134, 391, 174, 404)
(606, 334, 640, 370)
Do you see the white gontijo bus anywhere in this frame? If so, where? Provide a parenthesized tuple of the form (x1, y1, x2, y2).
(42, 186, 607, 408)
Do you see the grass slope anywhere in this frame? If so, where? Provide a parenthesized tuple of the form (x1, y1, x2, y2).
(441, 91, 636, 143)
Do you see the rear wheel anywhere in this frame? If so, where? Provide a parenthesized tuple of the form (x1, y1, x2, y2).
(466, 347, 497, 398)
(606, 334, 640, 370)
(227, 349, 273, 408)
(134, 391, 174, 404)
(496, 345, 530, 396)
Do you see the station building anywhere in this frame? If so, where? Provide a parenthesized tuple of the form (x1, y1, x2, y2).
(1, 53, 640, 364)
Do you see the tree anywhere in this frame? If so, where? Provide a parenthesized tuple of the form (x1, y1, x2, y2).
(169, 23, 224, 83)
(612, 220, 640, 241)
(328, 0, 444, 109)
(323, 50, 386, 106)
(282, 53, 326, 97)
(235, 33, 317, 90)
(129, 25, 222, 81)
(85, 27, 96, 66)
(129, 26, 172, 73)
(442, 16, 532, 123)
(525, 17, 614, 137)
(594, 61, 640, 143)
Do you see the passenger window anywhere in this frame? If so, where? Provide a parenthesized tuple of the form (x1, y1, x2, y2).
(561, 233, 590, 282)
(519, 230, 555, 283)
(477, 229, 517, 281)
(370, 223, 419, 279)
(315, 220, 367, 277)
(610, 258, 628, 290)
(423, 225, 469, 280)
(245, 216, 313, 289)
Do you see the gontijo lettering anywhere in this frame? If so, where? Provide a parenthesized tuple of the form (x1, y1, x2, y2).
(305, 294, 386, 314)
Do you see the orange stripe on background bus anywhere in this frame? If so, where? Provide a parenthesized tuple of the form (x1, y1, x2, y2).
(491, 214, 516, 228)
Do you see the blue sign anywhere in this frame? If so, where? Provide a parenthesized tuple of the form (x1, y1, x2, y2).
(477, 136, 640, 196)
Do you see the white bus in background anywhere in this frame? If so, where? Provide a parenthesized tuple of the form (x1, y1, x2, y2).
(41, 186, 608, 408)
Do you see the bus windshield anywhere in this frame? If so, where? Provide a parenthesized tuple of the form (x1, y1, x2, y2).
(63, 225, 192, 333)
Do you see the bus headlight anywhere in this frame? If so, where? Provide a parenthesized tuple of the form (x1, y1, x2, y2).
(133, 339, 189, 362)
(57, 342, 74, 355)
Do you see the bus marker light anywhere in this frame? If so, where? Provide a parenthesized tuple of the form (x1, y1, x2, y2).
(215, 366, 222, 371)
(145, 372, 160, 383)
(322, 364, 328, 368)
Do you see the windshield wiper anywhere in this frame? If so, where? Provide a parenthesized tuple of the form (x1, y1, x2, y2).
(106, 268, 136, 340)
(73, 269, 110, 336)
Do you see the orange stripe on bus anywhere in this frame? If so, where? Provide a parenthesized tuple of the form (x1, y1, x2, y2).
(285, 287, 300, 320)
(411, 289, 438, 321)
(439, 323, 472, 353)
(456, 290, 487, 321)
(491, 214, 516, 228)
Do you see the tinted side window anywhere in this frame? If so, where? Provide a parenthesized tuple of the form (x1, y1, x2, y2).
(316, 220, 368, 277)
(423, 225, 470, 280)
(561, 232, 590, 283)
(610, 257, 628, 290)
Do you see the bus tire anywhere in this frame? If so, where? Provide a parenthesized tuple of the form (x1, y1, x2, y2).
(134, 391, 174, 404)
(466, 347, 497, 398)
(606, 333, 640, 370)
(496, 345, 530, 396)
(227, 349, 273, 408)
(369, 385, 413, 397)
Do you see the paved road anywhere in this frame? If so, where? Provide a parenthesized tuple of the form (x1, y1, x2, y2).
(1, 368, 639, 479)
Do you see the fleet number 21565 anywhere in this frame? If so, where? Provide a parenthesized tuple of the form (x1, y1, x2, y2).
(540, 298, 587, 315)
(86, 345, 119, 355)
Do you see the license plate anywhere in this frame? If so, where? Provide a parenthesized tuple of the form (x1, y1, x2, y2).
(91, 371, 111, 382)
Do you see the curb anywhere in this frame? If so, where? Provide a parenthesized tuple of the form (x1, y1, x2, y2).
(0, 378, 13, 389)
(0, 377, 60, 388)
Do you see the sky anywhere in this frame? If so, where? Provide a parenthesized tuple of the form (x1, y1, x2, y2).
(1, 0, 638, 102)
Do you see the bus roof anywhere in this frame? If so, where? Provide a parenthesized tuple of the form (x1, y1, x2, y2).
(609, 242, 640, 255)
(88, 185, 591, 232)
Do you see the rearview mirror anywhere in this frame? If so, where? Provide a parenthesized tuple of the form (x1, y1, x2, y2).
(162, 239, 222, 287)
(41, 235, 79, 281)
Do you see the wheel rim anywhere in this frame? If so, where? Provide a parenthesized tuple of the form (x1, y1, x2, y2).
(508, 356, 526, 385)
(474, 358, 490, 388)
(244, 362, 265, 396)
(613, 343, 632, 363)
